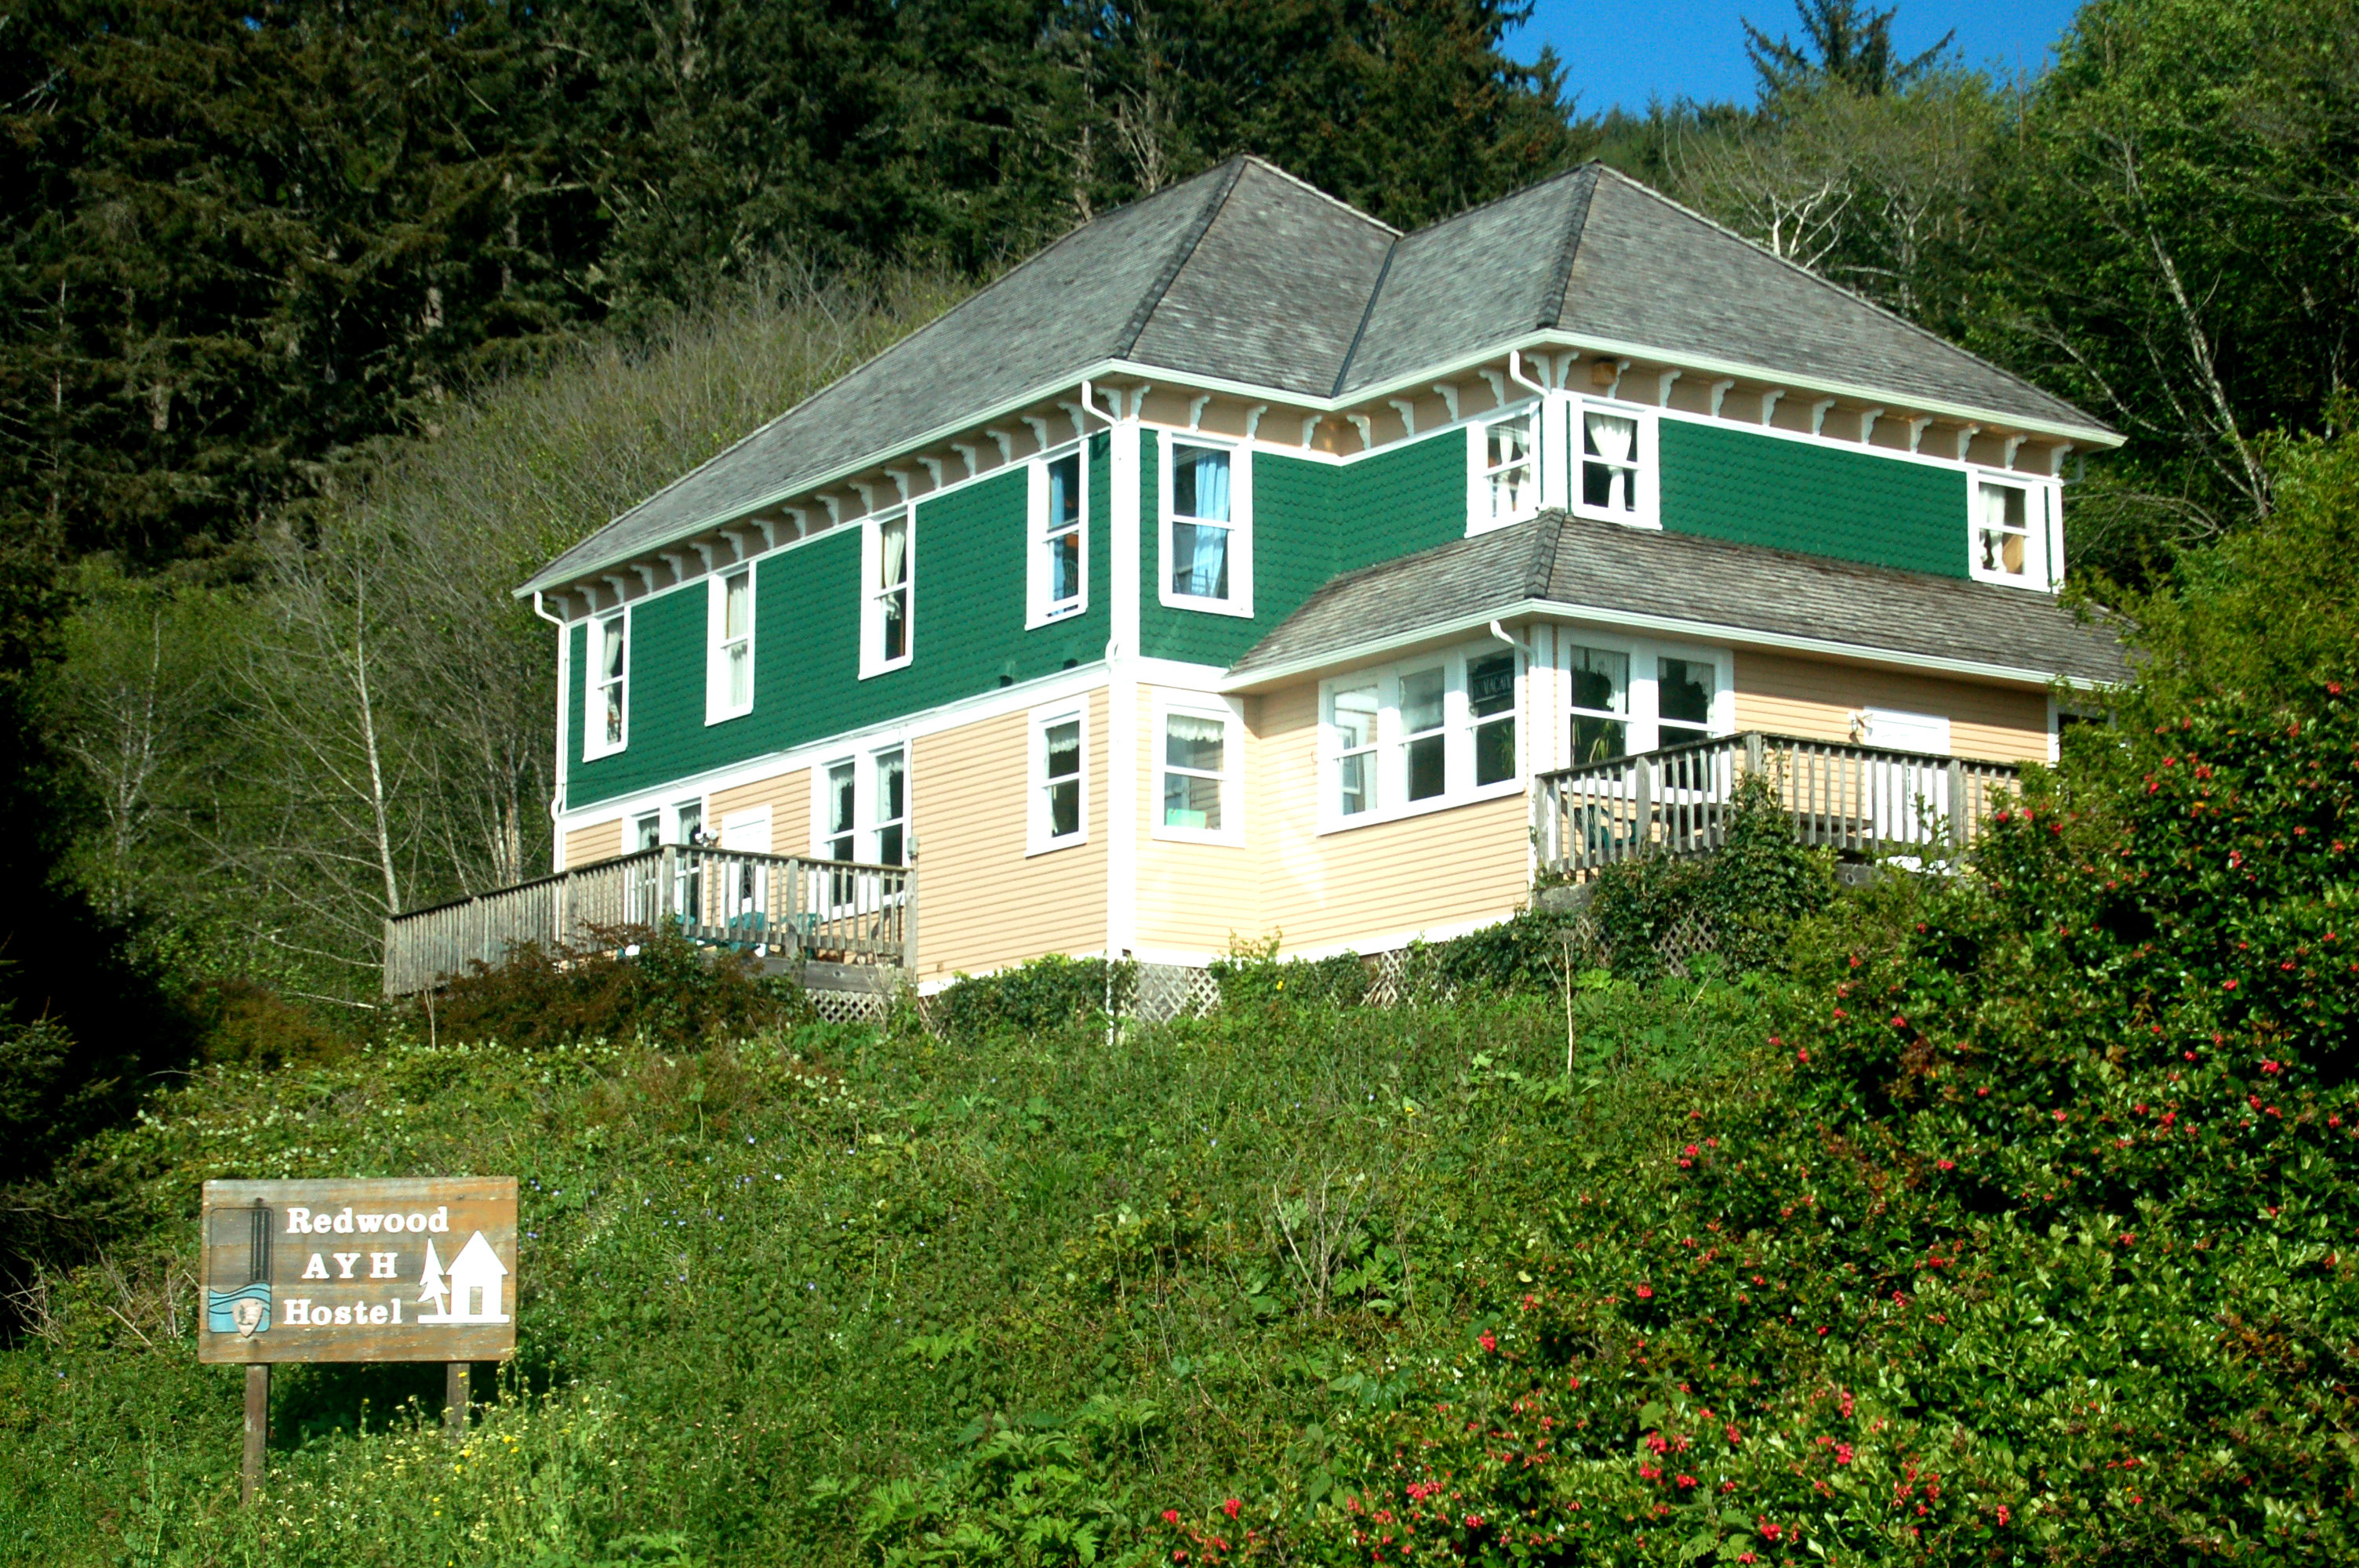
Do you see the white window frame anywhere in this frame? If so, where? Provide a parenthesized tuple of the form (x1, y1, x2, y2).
(1158, 437, 1253, 619)
(860, 507, 914, 677)
(812, 746, 909, 866)
(706, 564, 755, 724)
(583, 608, 630, 760)
(1317, 642, 1525, 832)
(1551, 633, 1734, 765)
(1569, 397, 1659, 528)
(1027, 444, 1089, 629)
(1968, 474, 2055, 588)
(1467, 403, 1542, 532)
(1150, 695, 1245, 845)
(1027, 702, 1089, 855)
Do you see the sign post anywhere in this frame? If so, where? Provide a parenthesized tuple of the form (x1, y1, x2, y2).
(200, 1177, 518, 1501)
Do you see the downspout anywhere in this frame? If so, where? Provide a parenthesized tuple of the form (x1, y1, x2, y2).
(1081, 379, 1141, 980)
(1507, 350, 1561, 510)
(533, 591, 569, 875)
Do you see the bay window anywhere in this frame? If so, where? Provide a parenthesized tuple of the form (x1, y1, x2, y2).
(1566, 644, 1629, 766)
(1477, 409, 1538, 527)
(1161, 441, 1251, 615)
(1320, 644, 1522, 827)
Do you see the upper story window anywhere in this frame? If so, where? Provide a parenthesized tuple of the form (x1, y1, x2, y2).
(1575, 402, 1656, 526)
(1321, 644, 1521, 829)
(1154, 698, 1242, 844)
(862, 510, 912, 676)
(1972, 477, 2051, 586)
(1475, 408, 1539, 528)
(820, 746, 907, 865)
(1030, 449, 1087, 627)
(584, 609, 628, 760)
(1029, 703, 1087, 853)
(1161, 441, 1252, 616)
(707, 565, 754, 723)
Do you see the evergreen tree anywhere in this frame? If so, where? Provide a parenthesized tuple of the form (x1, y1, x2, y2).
(1743, 0, 1956, 101)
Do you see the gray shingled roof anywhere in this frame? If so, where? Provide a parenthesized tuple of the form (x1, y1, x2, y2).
(1227, 511, 2131, 687)
(525, 157, 2111, 597)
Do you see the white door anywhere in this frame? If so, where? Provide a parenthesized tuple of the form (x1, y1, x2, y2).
(1858, 709, 1952, 846)
(719, 808, 772, 935)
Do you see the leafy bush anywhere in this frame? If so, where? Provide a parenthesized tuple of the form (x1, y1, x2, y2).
(932, 954, 1135, 1042)
(1210, 938, 1371, 1013)
(422, 924, 809, 1049)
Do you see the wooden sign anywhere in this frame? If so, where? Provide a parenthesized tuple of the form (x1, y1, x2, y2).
(199, 1177, 518, 1365)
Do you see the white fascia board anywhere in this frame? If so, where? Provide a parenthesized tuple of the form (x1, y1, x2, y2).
(1219, 597, 2116, 695)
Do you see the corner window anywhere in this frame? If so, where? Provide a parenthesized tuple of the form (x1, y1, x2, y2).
(1474, 409, 1539, 528)
(1657, 657, 1716, 748)
(1566, 644, 1630, 767)
(1028, 704, 1087, 853)
(1972, 478, 2051, 586)
(816, 746, 907, 865)
(1572, 401, 1657, 527)
(862, 510, 912, 676)
(707, 566, 754, 723)
(584, 610, 628, 760)
(1029, 449, 1087, 627)
(1160, 441, 1252, 616)
(1320, 644, 1522, 828)
(1154, 700, 1241, 843)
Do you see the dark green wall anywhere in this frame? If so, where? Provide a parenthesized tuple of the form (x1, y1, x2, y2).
(1136, 426, 1468, 665)
(567, 434, 1112, 809)
(1657, 419, 1969, 577)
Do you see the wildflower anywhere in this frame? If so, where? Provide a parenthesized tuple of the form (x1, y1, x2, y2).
(1223, 1497, 1241, 1519)
(1478, 1330, 1497, 1352)
(1163, 1509, 1180, 1525)
(1637, 1285, 1654, 1300)
(1997, 1504, 2010, 1526)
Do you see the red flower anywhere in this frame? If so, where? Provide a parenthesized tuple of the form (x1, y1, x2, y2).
(1997, 1504, 2011, 1526)
(1637, 1285, 1654, 1299)
(1223, 1497, 1241, 1519)
(1478, 1330, 1497, 1352)
(1163, 1509, 1180, 1526)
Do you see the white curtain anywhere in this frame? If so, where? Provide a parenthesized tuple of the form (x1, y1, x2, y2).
(878, 517, 908, 589)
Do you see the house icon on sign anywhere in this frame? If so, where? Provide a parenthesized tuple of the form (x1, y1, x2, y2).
(416, 1232, 511, 1324)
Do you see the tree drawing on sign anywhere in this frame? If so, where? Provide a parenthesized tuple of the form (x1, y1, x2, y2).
(416, 1232, 509, 1324)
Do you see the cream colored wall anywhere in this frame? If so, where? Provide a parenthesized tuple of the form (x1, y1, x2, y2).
(910, 688, 1109, 982)
(712, 768, 811, 844)
(562, 819, 623, 869)
(1129, 681, 1530, 960)
(1733, 651, 2050, 762)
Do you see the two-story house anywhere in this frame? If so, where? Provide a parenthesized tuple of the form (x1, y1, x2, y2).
(427, 157, 2125, 996)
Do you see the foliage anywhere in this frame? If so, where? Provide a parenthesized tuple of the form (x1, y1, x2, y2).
(1211, 937, 1372, 1014)
(1744, 0, 1957, 100)
(932, 955, 1136, 1044)
(421, 924, 812, 1051)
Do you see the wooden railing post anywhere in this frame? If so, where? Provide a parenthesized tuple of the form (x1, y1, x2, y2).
(1946, 760, 1968, 851)
(1634, 753, 1652, 854)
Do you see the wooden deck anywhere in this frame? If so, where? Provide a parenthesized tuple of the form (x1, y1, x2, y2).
(1532, 731, 2019, 880)
(382, 847, 912, 996)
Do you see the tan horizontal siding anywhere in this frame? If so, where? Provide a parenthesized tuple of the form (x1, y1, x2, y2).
(562, 819, 623, 869)
(1734, 651, 2048, 763)
(1252, 682, 1528, 953)
(911, 689, 1108, 981)
(713, 768, 810, 845)
(1133, 688, 1267, 954)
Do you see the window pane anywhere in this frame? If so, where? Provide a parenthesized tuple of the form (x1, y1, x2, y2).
(829, 764, 856, 837)
(601, 619, 625, 679)
(1170, 521, 1230, 598)
(728, 644, 750, 707)
(1487, 416, 1531, 470)
(1331, 684, 1379, 750)
(1050, 530, 1081, 604)
(1337, 751, 1372, 816)
(603, 685, 624, 745)
(1165, 713, 1225, 772)
(1583, 412, 1636, 463)
(878, 517, 908, 590)
(1572, 716, 1627, 766)
(1048, 779, 1081, 839)
(1400, 667, 1445, 736)
(1049, 453, 1081, 529)
(1045, 720, 1081, 781)
(1568, 647, 1629, 714)
(725, 572, 750, 638)
(676, 802, 703, 844)
(881, 588, 907, 661)
(1162, 771, 1223, 830)
(1174, 446, 1230, 521)
(877, 750, 905, 822)
(634, 814, 661, 851)
(1659, 658, 1714, 729)
(1406, 732, 1446, 800)
(1474, 716, 1515, 786)
(876, 823, 904, 866)
(1467, 652, 1514, 718)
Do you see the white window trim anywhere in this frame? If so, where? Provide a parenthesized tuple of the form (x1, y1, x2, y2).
(860, 507, 914, 678)
(1467, 402, 1544, 535)
(1568, 396, 1660, 529)
(1150, 694, 1245, 846)
(809, 742, 911, 864)
(583, 608, 630, 760)
(1027, 701, 1089, 855)
(1157, 437, 1253, 619)
(1317, 642, 1525, 833)
(1027, 443, 1089, 630)
(705, 564, 755, 724)
(1967, 472, 2058, 590)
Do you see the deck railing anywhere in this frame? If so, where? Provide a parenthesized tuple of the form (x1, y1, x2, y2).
(1532, 731, 2019, 879)
(382, 846, 912, 996)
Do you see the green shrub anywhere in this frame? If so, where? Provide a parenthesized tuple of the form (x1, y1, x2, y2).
(422, 923, 809, 1049)
(1209, 937, 1370, 1012)
(931, 953, 1135, 1041)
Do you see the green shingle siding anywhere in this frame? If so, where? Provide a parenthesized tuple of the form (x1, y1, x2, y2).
(1657, 419, 1968, 578)
(566, 434, 1112, 810)
(1136, 427, 1467, 666)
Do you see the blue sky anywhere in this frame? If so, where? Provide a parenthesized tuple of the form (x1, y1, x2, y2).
(1507, 0, 2088, 117)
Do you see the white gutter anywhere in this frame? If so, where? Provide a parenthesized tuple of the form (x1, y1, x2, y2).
(1219, 596, 2121, 695)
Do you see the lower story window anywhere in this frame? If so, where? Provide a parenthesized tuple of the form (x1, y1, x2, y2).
(1567, 644, 1630, 766)
(821, 747, 907, 864)
(1158, 706, 1237, 839)
(1030, 707, 1086, 851)
(1469, 650, 1517, 786)
(1321, 644, 1521, 825)
(1399, 666, 1447, 802)
(1658, 657, 1715, 747)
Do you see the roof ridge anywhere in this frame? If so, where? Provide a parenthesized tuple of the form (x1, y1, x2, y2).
(1329, 236, 1400, 398)
(1234, 154, 1402, 236)
(1116, 158, 1249, 358)
(1540, 167, 1598, 329)
(1390, 162, 1595, 247)
(1585, 165, 2085, 420)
